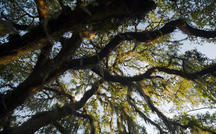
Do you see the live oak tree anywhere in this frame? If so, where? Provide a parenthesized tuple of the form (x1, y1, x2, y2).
(0, 0, 216, 133)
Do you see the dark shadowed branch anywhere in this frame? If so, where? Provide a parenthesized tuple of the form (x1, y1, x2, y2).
(127, 95, 164, 133)
(34, 41, 53, 70)
(0, 80, 102, 134)
(0, 33, 82, 118)
(90, 64, 216, 84)
(0, 0, 156, 65)
(129, 83, 176, 133)
(1, 16, 216, 65)
(63, 20, 216, 71)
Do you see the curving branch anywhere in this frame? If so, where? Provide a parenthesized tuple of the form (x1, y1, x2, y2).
(63, 20, 216, 71)
(127, 95, 164, 133)
(2, 25, 215, 118)
(0, 34, 82, 118)
(74, 80, 103, 110)
(0, 0, 156, 65)
(0, 80, 102, 134)
(129, 83, 216, 133)
(1, 12, 216, 65)
(128, 84, 216, 134)
(2, 8, 216, 121)
(179, 20, 216, 38)
(152, 65, 216, 80)
(129, 83, 176, 133)
(90, 64, 216, 85)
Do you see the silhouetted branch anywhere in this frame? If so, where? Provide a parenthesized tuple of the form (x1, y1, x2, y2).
(0, 0, 156, 65)
(0, 80, 102, 134)
(90, 64, 216, 85)
(129, 83, 176, 133)
(0, 33, 82, 118)
(127, 95, 164, 134)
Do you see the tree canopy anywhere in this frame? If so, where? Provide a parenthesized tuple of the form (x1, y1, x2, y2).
(0, 0, 216, 133)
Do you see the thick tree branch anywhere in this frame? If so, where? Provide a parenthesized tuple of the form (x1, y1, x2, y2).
(1, 3, 216, 123)
(129, 83, 216, 133)
(0, 34, 82, 118)
(153, 65, 216, 80)
(0, 80, 102, 134)
(74, 80, 103, 109)
(90, 63, 216, 85)
(128, 87, 216, 134)
(129, 83, 176, 133)
(34, 0, 49, 22)
(63, 19, 216, 71)
(0, 0, 156, 65)
(34, 41, 53, 70)
(90, 65, 216, 132)
(179, 21, 216, 38)
(4, 4, 215, 66)
(1, 17, 215, 117)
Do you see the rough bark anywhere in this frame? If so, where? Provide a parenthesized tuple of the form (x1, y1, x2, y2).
(1, 18, 216, 119)
(1, 34, 82, 118)
(0, 0, 156, 65)
(1, 1, 216, 133)
(0, 0, 156, 118)
(1, 0, 216, 128)
(0, 80, 102, 134)
(64, 19, 216, 71)
(91, 63, 216, 85)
